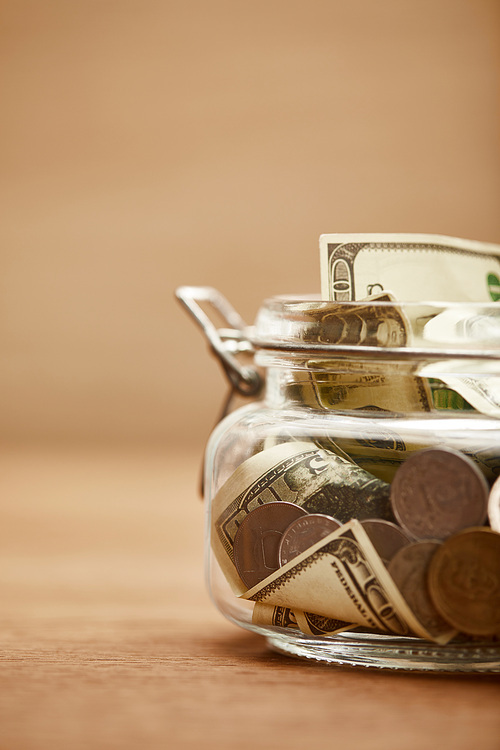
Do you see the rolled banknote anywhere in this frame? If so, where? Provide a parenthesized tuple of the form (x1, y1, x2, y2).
(252, 602, 354, 636)
(252, 602, 301, 631)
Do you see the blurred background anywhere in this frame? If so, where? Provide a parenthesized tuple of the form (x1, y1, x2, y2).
(2, 7, 500, 743)
(1, 0, 500, 455)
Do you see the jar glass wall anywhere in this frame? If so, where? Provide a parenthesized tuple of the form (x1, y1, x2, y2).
(195, 293, 500, 671)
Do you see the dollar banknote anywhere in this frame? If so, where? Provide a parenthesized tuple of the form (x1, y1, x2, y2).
(295, 361, 433, 414)
(317, 428, 431, 484)
(262, 389, 497, 483)
(422, 305, 500, 346)
(320, 233, 500, 303)
(419, 358, 500, 419)
(212, 441, 392, 595)
(294, 609, 355, 636)
(252, 602, 354, 636)
(266, 360, 433, 482)
(427, 379, 474, 411)
(264, 432, 356, 465)
(280, 292, 410, 347)
(252, 602, 300, 630)
(419, 306, 500, 418)
(242, 519, 452, 644)
(319, 233, 500, 427)
(326, 423, 500, 484)
(264, 431, 430, 485)
(266, 291, 433, 417)
(430, 375, 500, 418)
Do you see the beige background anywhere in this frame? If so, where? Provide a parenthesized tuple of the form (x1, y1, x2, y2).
(1, 6, 500, 746)
(1, 0, 500, 450)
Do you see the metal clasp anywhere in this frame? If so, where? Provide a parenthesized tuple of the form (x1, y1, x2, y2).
(176, 286, 263, 498)
(175, 286, 262, 396)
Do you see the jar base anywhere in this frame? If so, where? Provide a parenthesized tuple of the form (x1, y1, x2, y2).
(265, 631, 500, 672)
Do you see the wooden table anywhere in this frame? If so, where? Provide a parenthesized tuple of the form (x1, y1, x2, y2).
(1, 445, 499, 750)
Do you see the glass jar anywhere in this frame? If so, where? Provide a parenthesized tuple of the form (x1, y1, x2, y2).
(177, 286, 500, 672)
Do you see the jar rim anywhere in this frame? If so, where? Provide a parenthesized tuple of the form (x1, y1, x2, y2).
(248, 296, 500, 361)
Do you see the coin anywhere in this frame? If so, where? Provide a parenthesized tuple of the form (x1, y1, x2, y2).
(428, 527, 500, 636)
(278, 514, 342, 566)
(360, 519, 412, 566)
(233, 502, 308, 588)
(488, 475, 500, 532)
(387, 540, 454, 639)
(390, 447, 489, 540)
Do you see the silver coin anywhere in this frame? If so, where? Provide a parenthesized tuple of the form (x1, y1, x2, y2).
(390, 447, 489, 540)
(278, 514, 341, 566)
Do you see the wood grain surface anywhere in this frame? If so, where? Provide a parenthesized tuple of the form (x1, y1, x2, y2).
(1, 445, 499, 750)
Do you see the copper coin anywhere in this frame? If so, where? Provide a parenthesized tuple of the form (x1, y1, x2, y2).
(387, 540, 453, 638)
(390, 447, 489, 540)
(278, 514, 342, 566)
(428, 527, 500, 636)
(233, 502, 308, 588)
(360, 519, 412, 565)
(488, 475, 500, 532)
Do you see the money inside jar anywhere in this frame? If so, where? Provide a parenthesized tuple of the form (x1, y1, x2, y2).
(213, 441, 500, 643)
